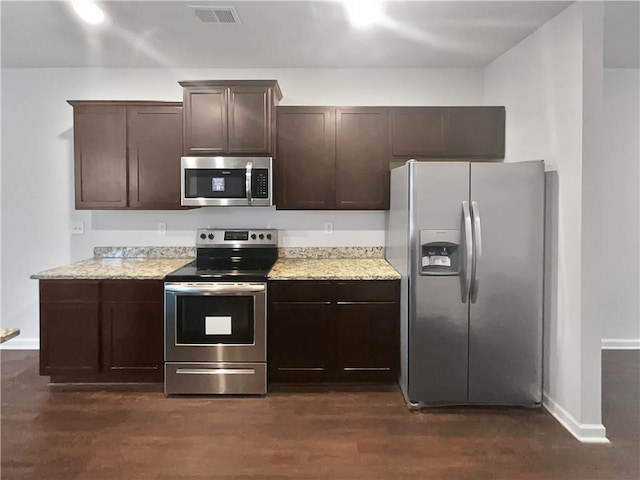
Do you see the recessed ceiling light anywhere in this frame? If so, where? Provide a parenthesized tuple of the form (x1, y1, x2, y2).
(72, 0, 105, 25)
(343, 0, 384, 29)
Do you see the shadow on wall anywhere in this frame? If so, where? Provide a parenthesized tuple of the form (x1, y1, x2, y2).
(543, 170, 559, 398)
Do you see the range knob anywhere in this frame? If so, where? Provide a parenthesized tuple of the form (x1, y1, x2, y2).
(266, 233, 272, 240)
(251, 233, 257, 240)
(258, 233, 264, 240)
(200, 233, 206, 240)
(208, 233, 214, 240)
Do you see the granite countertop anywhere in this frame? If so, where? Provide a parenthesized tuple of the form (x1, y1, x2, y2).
(31, 257, 193, 280)
(268, 258, 400, 280)
(30, 246, 400, 281)
(0, 328, 20, 343)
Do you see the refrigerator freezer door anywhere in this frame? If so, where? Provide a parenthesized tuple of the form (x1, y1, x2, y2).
(408, 162, 470, 404)
(468, 161, 544, 406)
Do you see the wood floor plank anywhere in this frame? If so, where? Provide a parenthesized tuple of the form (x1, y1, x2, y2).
(1, 350, 638, 480)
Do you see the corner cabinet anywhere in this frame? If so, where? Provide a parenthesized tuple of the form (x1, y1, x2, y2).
(180, 80, 282, 156)
(390, 106, 505, 160)
(39, 279, 164, 383)
(267, 280, 400, 383)
(68, 101, 184, 210)
(276, 107, 391, 210)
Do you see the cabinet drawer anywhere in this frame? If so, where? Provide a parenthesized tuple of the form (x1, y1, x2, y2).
(102, 280, 163, 302)
(40, 280, 100, 302)
(268, 281, 332, 302)
(165, 362, 266, 395)
(335, 280, 399, 303)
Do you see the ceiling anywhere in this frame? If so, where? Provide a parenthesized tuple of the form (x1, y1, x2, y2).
(0, 1, 637, 69)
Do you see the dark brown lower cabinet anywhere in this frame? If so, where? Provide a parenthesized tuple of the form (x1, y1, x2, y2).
(267, 280, 400, 384)
(39, 279, 164, 383)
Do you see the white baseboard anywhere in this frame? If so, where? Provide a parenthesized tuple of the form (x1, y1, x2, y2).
(601, 338, 640, 350)
(0, 337, 39, 350)
(543, 394, 609, 443)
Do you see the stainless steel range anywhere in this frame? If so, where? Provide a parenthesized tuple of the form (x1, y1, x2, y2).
(164, 228, 278, 396)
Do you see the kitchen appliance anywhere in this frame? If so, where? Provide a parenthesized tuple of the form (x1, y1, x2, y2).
(181, 156, 272, 207)
(164, 228, 278, 395)
(385, 160, 544, 407)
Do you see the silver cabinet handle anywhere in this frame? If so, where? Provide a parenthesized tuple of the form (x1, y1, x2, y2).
(176, 368, 255, 375)
(245, 161, 253, 205)
(461, 201, 473, 303)
(470, 201, 482, 303)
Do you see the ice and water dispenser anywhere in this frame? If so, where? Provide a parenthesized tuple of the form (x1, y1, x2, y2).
(419, 229, 461, 276)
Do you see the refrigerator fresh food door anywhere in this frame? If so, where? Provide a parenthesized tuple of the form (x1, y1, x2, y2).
(408, 161, 470, 404)
(468, 161, 544, 406)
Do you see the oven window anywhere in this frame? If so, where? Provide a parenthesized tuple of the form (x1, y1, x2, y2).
(176, 296, 254, 345)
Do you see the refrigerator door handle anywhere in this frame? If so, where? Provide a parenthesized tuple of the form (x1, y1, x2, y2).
(470, 201, 482, 303)
(461, 201, 473, 303)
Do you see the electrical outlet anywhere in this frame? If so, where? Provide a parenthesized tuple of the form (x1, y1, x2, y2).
(70, 221, 84, 235)
(157, 222, 167, 235)
(324, 222, 334, 234)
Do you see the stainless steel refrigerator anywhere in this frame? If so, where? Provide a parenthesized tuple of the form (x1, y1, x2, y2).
(385, 160, 544, 407)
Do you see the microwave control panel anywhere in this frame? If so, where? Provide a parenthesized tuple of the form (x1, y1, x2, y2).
(252, 170, 269, 198)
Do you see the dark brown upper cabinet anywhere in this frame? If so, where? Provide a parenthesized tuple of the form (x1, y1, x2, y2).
(336, 108, 390, 210)
(275, 107, 336, 209)
(68, 101, 183, 210)
(180, 80, 282, 156)
(276, 106, 391, 210)
(390, 106, 505, 160)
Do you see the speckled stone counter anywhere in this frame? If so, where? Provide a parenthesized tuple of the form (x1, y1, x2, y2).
(268, 258, 400, 280)
(278, 247, 384, 259)
(94, 246, 196, 258)
(31, 258, 193, 280)
(0, 328, 20, 344)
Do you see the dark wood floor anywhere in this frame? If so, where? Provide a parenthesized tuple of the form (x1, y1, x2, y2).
(1, 350, 638, 480)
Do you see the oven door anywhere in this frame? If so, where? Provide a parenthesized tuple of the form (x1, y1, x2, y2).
(165, 282, 266, 363)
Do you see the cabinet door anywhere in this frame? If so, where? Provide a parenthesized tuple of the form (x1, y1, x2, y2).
(228, 86, 271, 154)
(39, 281, 100, 375)
(390, 107, 447, 158)
(183, 87, 227, 155)
(268, 281, 333, 382)
(276, 107, 336, 209)
(336, 108, 390, 210)
(446, 107, 505, 159)
(128, 105, 184, 209)
(268, 302, 333, 382)
(73, 105, 127, 209)
(101, 281, 164, 381)
(334, 281, 400, 382)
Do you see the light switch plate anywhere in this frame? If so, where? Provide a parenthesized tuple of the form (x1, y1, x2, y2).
(324, 222, 334, 234)
(70, 221, 84, 235)
(157, 222, 167, 235)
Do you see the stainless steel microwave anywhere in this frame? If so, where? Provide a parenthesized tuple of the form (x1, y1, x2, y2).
(181, 157, 272, 207)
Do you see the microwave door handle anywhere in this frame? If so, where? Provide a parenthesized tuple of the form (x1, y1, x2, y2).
(245, 162, 253, 205)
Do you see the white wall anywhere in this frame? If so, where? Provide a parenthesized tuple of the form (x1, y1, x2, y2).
(599, 68, 640, 346)
(484, 3, 607, 442)
(0, 66, 484, 346)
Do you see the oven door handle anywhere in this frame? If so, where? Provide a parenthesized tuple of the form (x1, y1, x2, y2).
(165, 283, 265, 294)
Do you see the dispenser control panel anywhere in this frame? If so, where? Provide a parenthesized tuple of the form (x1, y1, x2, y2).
(419, 229, 461, 276)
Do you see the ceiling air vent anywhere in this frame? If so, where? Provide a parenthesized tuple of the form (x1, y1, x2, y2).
(192, 6, 241, 24)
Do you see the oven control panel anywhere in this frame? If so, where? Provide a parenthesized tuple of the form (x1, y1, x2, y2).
(196, 228, 278, 247)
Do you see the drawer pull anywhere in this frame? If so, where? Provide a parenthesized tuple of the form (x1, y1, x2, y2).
(176, 368, 255, 375)
(277, 367, 324, 371)
(343, 367, 391, 371)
